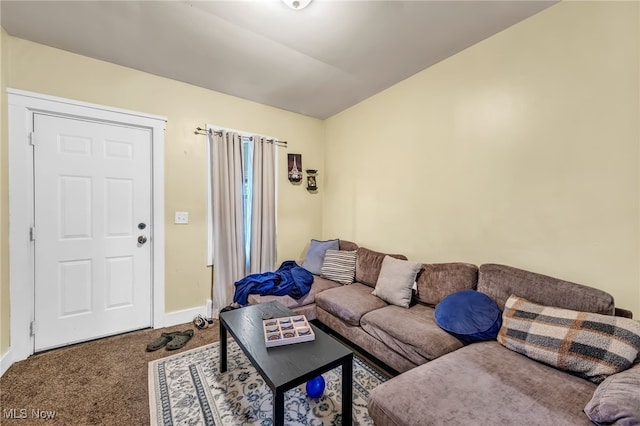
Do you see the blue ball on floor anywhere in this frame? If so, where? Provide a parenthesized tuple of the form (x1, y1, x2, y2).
(305, 375, 325, 399)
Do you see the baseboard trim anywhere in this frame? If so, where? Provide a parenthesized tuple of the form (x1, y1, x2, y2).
(162, 300, 212, 328)
(1, 301, 214, 377)
(1, 348, 13, 378)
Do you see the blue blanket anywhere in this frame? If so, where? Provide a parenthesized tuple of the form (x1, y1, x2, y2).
(233, 261, 314, 306)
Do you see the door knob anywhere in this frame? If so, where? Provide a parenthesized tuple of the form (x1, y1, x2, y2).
(138, 235, 148, 245)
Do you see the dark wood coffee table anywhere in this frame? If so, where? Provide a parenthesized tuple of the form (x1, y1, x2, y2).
(219, 300, 353, 426)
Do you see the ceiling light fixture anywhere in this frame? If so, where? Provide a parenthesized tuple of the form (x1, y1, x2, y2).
(282, 0, 312, 10)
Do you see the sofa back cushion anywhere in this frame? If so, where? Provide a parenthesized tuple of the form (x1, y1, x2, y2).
(415, 263, 478, 306)
(477, 264, 615, 315)
(339, 240, 359, 251)
(355, 247, 407, 288)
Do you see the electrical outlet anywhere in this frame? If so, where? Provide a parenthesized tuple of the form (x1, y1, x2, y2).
(175, 211, 189, 224)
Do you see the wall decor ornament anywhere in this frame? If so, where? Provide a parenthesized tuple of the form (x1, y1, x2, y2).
(288, 154, 302, 183)
(306, 169, 318, 191)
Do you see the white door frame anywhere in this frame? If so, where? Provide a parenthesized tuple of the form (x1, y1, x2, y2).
(8, 89, 166, 361)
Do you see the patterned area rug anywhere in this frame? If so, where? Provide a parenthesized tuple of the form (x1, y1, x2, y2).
(148, 339, 387, 425)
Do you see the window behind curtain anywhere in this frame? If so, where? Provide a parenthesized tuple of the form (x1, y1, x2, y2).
(207, 136, 253, 267)
(242, 137, 253, 271)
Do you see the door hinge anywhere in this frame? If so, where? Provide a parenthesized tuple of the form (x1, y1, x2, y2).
(30, 321, 36, 336)
(29, 227, 36, 241)
(28, 132, 35, 146)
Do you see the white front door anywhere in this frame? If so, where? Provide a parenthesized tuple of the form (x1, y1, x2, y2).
(33, 113, 152, 351)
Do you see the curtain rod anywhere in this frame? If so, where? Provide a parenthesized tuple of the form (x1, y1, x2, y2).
(194, 127, 288, 146)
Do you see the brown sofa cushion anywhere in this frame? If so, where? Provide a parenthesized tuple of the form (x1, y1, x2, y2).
(315, 283, 387, 326)
(584, 363, 640, 425)
(368, 341, 597, 426)
(355, 247, 407, 288)
(477, 264, 615, 315)
(338, 239, 358, 251)
(415, 262, 478, 306)
(361, 304, 464, 364)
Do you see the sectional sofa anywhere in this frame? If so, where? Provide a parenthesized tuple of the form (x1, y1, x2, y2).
(367, 262, 638, 425)
(247, 239, 640, 425)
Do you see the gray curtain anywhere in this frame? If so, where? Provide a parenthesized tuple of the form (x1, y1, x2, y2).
(249, 136, 277, 273)
(210, 130, 246, 317)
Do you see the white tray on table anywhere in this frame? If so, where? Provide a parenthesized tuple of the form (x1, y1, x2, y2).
(263, 315, 315, 347)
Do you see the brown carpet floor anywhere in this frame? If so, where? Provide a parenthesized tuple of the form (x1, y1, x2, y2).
(0, 322, 219, 425)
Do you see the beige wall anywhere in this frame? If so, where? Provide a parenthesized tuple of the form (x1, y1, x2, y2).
(1, 27, 9, 355)
(324, 1, 640, 315)
(0, 34, 324, 355)
(2, 1, 639, 359)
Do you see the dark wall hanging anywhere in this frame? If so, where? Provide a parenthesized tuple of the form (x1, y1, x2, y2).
(288, 154, 302, 183)
(306, 169, 318, 192)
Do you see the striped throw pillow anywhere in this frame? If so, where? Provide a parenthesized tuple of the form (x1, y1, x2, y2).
(498, 295, 640, 384)
(321, 250, 357, 285)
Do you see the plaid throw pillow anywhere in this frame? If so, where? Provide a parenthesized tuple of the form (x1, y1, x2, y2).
(321, 250, 357, 285)
(498, 295, 640, 383)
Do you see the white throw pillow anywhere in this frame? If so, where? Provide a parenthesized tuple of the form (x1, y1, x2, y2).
(372, 256, 422, 308)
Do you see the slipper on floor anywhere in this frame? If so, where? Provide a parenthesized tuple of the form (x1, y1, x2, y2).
(146, 332, 179, 352)
(166, 330, 194, 351)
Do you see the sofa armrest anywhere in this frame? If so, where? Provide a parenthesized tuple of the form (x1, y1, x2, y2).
(615, 307, 633, 319)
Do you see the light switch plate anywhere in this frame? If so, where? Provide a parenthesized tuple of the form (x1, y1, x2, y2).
(175, 211, 189, 224)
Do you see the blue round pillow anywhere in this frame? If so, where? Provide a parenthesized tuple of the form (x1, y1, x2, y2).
(434, 290, 502, 344)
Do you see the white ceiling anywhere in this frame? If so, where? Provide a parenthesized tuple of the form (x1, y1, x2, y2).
(1, 0, 556, 119)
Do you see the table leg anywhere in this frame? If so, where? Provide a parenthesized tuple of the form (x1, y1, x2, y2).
(220, 319, 227, 373)
(273, 388, 285, 426)
(342, 354, 353, 426)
